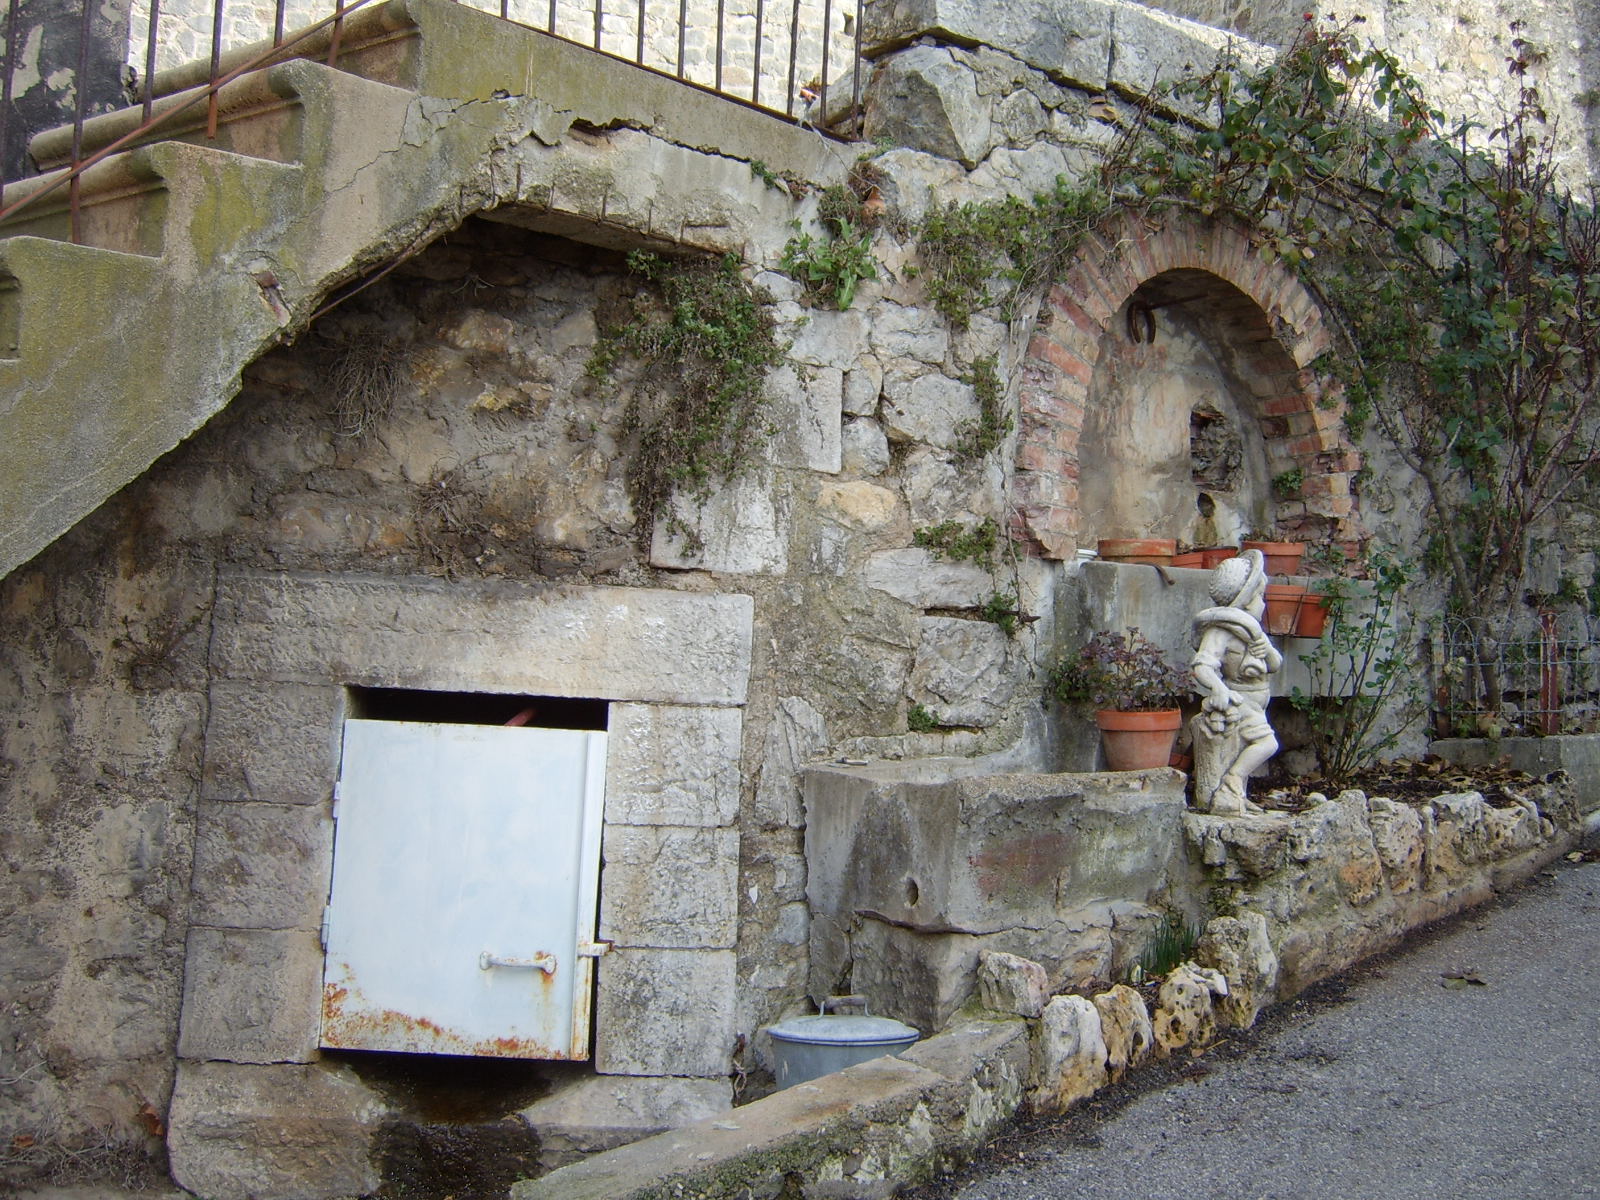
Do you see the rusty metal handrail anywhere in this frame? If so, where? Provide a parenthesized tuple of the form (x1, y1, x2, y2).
(0, 0, 382, 228)
(0, 0, 864, 238)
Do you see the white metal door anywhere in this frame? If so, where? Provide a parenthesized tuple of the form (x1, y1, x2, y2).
(319, 719, 606, 1059)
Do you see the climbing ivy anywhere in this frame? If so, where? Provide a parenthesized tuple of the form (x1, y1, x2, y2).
(910, 19, 1600, 712)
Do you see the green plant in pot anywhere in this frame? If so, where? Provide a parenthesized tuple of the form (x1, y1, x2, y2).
(1048, 629, 1193, 770)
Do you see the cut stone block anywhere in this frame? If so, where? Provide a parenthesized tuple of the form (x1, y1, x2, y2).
(201, 681, 345, 805)
(651, 474, 788, 575)
(177, 928, 323, 1064)
(518, 1075, 732, 1170)
(599, 826, 739, 950)
(190, 800, 332, 930)
(167, 1060, 392, 1200)
(210, 571, 754, 706)
(605, 703, 742, 827)
(595, 948, 736, 1077)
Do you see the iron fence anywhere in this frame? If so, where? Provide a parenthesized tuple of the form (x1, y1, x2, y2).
(0, 0, 863, 234)
(1434, 612, 1600, 737)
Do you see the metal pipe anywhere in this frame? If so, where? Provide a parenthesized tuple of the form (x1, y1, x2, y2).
(206, 0, 224, 138)
(593, 0, 602, 51)
(713, 0, 724, 92)
(547, 0, 555, 35)
(851, 0, 862, 136)
(274, 0, 286, 45)
(327, 0, 347, 66)
(751, 0, 763, 105)
(819, 0, 831, 126)
(636, 0, 644, 68)
(143, 0, 162, 121)
(784, 0, 799, 116)
(71, 0, 95, 240)
(676, 0, 686, 78)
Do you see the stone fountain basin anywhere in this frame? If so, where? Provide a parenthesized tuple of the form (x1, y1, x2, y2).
(802, 760, 1192, 1032)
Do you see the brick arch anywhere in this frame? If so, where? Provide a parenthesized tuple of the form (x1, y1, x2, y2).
(1012, 212, 1360, 559)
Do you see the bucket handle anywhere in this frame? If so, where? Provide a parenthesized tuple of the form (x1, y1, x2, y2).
(821, 994, 870, 1015)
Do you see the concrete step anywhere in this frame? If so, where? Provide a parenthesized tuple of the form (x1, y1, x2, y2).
(29, 55, 418, 173)
(0, 140, 299, 258)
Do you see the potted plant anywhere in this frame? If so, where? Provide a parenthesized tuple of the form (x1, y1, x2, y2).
(1241, 532, 1304, 576)
(1096, 538, 1177, 566)
(1047, 629, 1193, 770)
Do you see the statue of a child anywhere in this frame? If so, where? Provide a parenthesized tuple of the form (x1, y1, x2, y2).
(1190, 548, 1281, 815)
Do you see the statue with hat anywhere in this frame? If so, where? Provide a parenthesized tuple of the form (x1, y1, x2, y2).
(1190, 548, 1281, 815)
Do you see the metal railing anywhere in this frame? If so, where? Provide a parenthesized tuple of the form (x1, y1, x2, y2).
(0, 0, 863, 236)
(1435, 613, 1600, 737)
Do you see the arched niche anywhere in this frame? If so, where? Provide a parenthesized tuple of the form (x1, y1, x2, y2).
(1013, 213, 1362, 559)
(1077, 270, 1282, 547)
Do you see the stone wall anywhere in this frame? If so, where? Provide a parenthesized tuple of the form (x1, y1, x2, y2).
(7, 0, 1566, 1190)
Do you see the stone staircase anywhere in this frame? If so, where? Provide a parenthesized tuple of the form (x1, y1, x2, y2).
(0, 0, 827, 580)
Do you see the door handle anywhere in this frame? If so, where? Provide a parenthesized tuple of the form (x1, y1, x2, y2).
(478, 951, 557, 974)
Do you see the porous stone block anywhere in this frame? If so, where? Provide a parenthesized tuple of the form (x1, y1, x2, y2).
(976, 950, 1049, 1018)
(881, 371, 979, 448)
(766, 364, 843, 473)
(865, 45, 995, 167)
(210, 572, 753, 706)
(599, 826, 739, 950)
(190, 800, 332, 930)
(651, 475, 788, 575)
(753, 695, 829, 829)
(865, 0, 1112, 90)
(865, 548, 992, 609)
(1195, 911, 1278, 1029)
(1093, 984, 1154, 1082)
(177, 928, 323, 1064)
(1029, 995, 1108, 1114)
(870, 304, 950, 365)
(604, 704, 742, 827)
(595, 949, 736, 1077)
(167, 1060, 393, 1200)
(909, 615, 1019, 727)
(1368, 796, 1425, 893)
(1152, 963, 1228, 1056)
(518, 1075, 732, 1170)
(787, 308, 870, 370)
(842, 416, 891, 475)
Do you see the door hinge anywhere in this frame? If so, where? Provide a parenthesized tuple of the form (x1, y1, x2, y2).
(577, 940, 614, 959)
(319, 905, 332, 951)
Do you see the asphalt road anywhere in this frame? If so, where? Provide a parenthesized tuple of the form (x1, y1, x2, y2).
(911, 856, 1600, 1200)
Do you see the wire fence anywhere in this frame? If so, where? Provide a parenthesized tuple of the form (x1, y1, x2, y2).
(1434, 612, 1600, 737)
(1, 0, 863, 233)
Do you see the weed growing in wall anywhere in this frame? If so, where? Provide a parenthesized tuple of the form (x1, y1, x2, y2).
(912, 517, 1000, 567)
(589, 252, 784, 544)
(780, 184, 879, 310)
(914, 176, 1111, 328)
(952, 355, 1012, 461)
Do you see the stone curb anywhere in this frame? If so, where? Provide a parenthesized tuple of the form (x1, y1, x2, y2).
(518, 793, 1585, 1200)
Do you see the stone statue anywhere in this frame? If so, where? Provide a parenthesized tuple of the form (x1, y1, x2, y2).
(1189, 549, 1281, 815)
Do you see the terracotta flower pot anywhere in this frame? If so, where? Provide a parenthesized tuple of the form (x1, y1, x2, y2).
(1097, 538, 1177, 566)
(1242, 540, 1305, 576)
(1171, 551, 1206, 568)
(1263, 583, 1307, 636)
(1095, 709, 1182, 771)
(1294, 592, 1331, 637)
(1200, 547, 1238, 569)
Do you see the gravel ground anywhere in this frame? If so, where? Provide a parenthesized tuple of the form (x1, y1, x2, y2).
(910, 856, 1600, 1200)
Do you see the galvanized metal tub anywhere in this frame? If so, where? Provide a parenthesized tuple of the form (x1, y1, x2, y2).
(765, 1012, 920, 1089)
